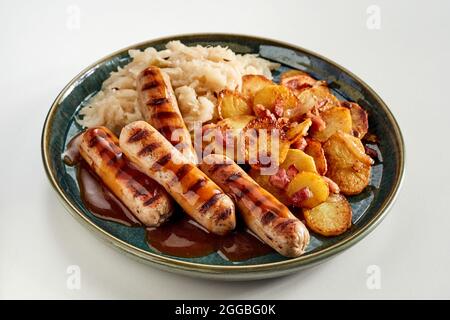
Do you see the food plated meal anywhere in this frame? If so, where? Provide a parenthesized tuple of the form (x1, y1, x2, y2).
(42, 34, 404, 280)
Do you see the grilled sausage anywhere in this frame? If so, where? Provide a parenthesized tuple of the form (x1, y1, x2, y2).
(119, 121, 236, 235)
(79, 127, 173, 226)
(137, 66, 197, 163)
(200, 154, 310, 257)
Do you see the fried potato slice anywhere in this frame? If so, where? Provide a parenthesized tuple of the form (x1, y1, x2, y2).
(311, 106, 352, 142)
(217, 90, 252, 119)
(296, 85, 341, 112)
(281, 149, 317, 173)
(203, 115, 256, 160)
(253, 84, 299, 115)
(241, 74, 273, 103)
(216, 115, 256, 131)
(287, 171, 329, 208)
(280, 70, 307, 81)
(244, 115, 290, 168)
(304, 194, 352, 236)
(341, 101, 369, 139)
(286, 118, 312, 145)
(323, 131, 373, 195)
(248, 168, 291, 205)
(304, 139, 327, 175)
(280, 70, 317, 93)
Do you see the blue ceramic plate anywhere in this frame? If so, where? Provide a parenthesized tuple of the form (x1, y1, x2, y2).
(42, 34, 404, 280)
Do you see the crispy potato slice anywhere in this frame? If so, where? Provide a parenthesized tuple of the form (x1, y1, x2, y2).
(244, 115, 290, 168)
(296, 85, 341, 113)
(287, 171, 329, 208)
(341, 101, 369, 139)
(280, 70, 317, 92)
(217, 90, 252, 119)
(204, 115, 256, 160)
(253, 84, 299, 115)
(248, 168, 291, 205)
(304, 194, 352, 236)
(216, 115, 256, 131)
(281, 149, 317, 173)
(323, 131, 373, 195)
(311, 106, 352, 142)
(304, 139, 327, 175)
(241, 75, 273, 103)
(286, 118, 312, 145)
(280, 70, 307, 80)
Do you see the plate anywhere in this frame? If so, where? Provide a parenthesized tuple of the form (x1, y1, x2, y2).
(42, 34, 404, 280)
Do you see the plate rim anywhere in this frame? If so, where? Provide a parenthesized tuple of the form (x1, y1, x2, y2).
(41, 33, 405, 278)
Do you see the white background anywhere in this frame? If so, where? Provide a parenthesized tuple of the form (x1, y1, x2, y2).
(1, 0, 449, 299)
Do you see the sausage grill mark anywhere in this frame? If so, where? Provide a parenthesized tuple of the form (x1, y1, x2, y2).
(155, 153, 172, 166)
(142, 68, 157, 77)
(138, 143, 161, 157)
(128, 129, 149, 143)
(106, 155, 120, 166)
(159, 125, 182, 138)
(261, 211, 277, 225)
(199, 193, 222, 214)
(208, 162, 232, 174)
(175, 164, 194, 181)
(225, 172, 242, 182)
(148, 97, 168, 106)
(155, 111, 179, 120)
(88, 135, 100, 148)
(188, 179, 207, 193)
(275, 219, 295, 232)
(141, 80, 160, 91)
(143, 193, 161, 207)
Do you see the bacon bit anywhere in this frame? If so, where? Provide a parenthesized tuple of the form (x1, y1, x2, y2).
(285, 81, 312, 92)
(253, 104, 267, 117)
(274, 104, 284, 118)
(322, 176, 340, 193)
(291, 137, 307, 150)
(316, 99, 328, 110)
(254, 104, 277, 121)
(276, 116, 290, 127)
(291, 187, 313, 207)
(282, 74, 316, 92)
(306, 111, 326, 132)
(269, 168, 290, 189)
(311, 115, 326, 132)
(364, 145, 379, 161)
(286, 165, 299, 180)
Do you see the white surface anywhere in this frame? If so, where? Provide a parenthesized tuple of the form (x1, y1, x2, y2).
(1, 0, 449, 299)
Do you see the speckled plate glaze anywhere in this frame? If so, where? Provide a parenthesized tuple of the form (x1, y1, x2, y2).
(42, 34, 404, 280)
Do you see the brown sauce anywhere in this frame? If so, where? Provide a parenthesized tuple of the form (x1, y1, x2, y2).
(219, 229, 273, 261)
(146, 211, 272, 261)
(78, 160, 142, 227)
(62, 131, 84, 166)
(147, 214, 218, 258)
(65, 133, 274, 262)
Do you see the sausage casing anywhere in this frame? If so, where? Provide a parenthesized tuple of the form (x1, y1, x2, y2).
(119, 121, 236, 235)
(137, 66, 197, 163)
(79, 126, 173, 226)
(200, 154, 310, 257)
